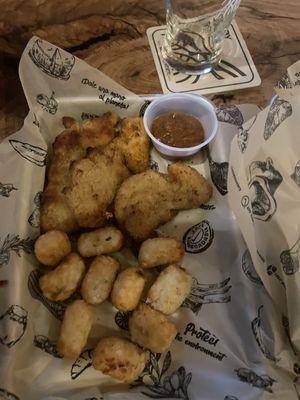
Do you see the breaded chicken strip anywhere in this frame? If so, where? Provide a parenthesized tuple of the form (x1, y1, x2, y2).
(115, 163, 212, 241)
(146, 264, 192, 315)
(92, 337, 147, 382)
(118, 117, 150, 173)
(65, 142, 130, 228)
(138, 237, 184, 268)
(41, 112, 119, 232)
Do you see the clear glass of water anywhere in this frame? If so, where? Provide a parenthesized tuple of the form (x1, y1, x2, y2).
(161, 0, 242, 74)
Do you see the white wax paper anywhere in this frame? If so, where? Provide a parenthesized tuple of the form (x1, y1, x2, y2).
(0, 37, 299, 400)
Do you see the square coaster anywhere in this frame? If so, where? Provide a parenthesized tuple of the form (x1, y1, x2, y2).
(147, 21, 261, 95)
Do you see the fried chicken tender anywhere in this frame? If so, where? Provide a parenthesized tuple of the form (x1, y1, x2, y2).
(78, 226, 123, 257)
(118, 117, 150, 173)
(57, 300, 93, 358)
(92, 337, 147, 383)
(81, 256, 119, 305)
(34, 230, 71, 267)
(129, 303, 177, 353)
(138, 237, 184, 268)
(146, 264, 192, 315)
(111, 267, 146, 312)
(41, 112, 119, 232)
(65, 143, 130, 228)
(115, 163, 212, 241)
(39, 253, 85, 301)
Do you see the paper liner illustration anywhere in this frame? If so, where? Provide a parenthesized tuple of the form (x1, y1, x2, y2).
(0, 37, 300, 399)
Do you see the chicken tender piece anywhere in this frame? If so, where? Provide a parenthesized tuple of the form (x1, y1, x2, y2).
(81, 256, 119, 305)
(118, 117, 150, 173)
(115, 163, 212, 241)
(57, 299, 93, 358)
(146, 264, 192, 315)
(129, 303, 177, 353)
(34, 230, 71, 267)
(114, 170, 174, 241)
(39, 253, 85, 301)
(168, 162, 213, 209)
(41, 112, 119, 232)
(138, 237, 184, 268)
(92, 337, 147, 383)
(111, 267, 146, 312)
(78, 226, 123, 257)
(65, 142, 130, 228)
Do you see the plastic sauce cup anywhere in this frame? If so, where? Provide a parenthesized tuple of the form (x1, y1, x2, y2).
(143, 93, 218, 157)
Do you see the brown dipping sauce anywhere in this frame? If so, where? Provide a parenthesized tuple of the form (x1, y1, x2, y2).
(151, 112, 204, 148)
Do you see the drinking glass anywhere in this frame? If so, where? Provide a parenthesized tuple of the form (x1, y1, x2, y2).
(161, 0, 242, 74)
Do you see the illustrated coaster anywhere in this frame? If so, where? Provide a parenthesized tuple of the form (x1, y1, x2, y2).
(147, 21, 261, 95)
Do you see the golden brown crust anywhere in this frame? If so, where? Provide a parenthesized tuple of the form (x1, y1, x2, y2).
(111, 267, 146, 311)
(129, 303, 177, 353)
(39, 253, 85, 301)
(92, 336, 147, 382)
(138, 237, 184, 268)
(78, 226, 123, 257)
(57, 299, 93, 358)
(80, 255, 119, 305)
(34, 230, 71, 267)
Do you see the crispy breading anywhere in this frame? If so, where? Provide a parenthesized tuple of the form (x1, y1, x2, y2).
(118, 117, 150, 173)
(168, 162, 213, 209)
(115, 163, 212, 241)
(138, 237, 184, 268)
(78, 226, 123, 257)
(92, 337, 147, 383)
(34, 230, 71, 267)
(65, 144, 130, 228)
(39, 253, 85, 301)
(146, 264, 192, 315)
(57, 300, 93, 358)
(81, 256, 119, 305)
(111, 267, 146, 312)
(41, 112, 119, 232)
(114, 170, 174, 241)
(129, 303, 177, 353)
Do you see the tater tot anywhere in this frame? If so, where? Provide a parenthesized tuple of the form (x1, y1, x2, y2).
(92, 336, 147, 382)
(111, 267, 146, 312)
(129, 303, 177, 353)
(146, 264, 192, 315)
(77, 226, 123, 257)
(57, 299, 93, 358)
(34, 230, 71, 266)
(138, 237, 184, 269)
(81, 256, 119, 305)
(39, 253, 85, 301)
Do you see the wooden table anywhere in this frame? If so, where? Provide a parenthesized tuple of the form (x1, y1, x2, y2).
(0, 0, 299, 140)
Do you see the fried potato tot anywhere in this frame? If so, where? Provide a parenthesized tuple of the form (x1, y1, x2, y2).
(57, 299, 93, 358)
(39, 253, 85, 301)
(146, 264, 192, 315)
(111, 267, 146, 312)
(81, 256, 119, 305)
(78, 226, 123, 257)
(34, 230, 71, 266)
(129, 303, 177, 353)
(92, 336, 147, 382)
(118, 117, 150, 173)
(138, 237, 184, 269)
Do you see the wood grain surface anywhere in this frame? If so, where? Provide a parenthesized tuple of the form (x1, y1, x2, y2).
(0, 0, 299, 140)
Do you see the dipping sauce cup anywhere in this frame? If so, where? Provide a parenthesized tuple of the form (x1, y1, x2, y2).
(143, 93, 218, 158)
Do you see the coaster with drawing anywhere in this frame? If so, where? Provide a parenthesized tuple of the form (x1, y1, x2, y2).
(147, 21, 261, 95)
